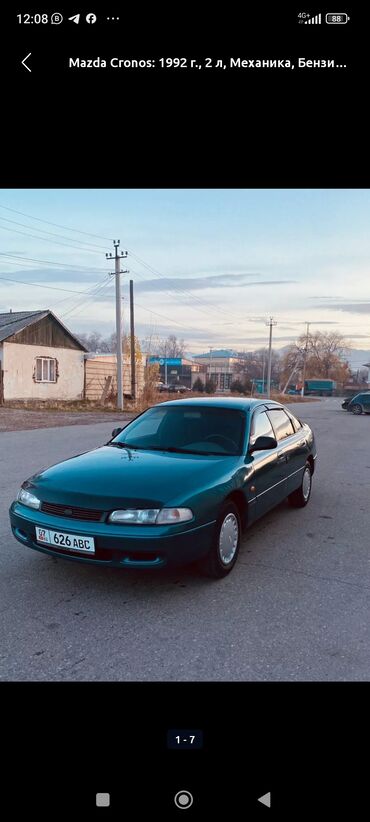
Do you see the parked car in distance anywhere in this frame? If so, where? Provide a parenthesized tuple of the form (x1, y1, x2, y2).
(167, 384, 192, 393)
(342, 392, 370, 414)
(157, 383, 170, 392)
(9, 397, 317, 579)
(341, 396, 355, 410)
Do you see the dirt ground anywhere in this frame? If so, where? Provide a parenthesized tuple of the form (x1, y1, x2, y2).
(0, 407, 134, 432)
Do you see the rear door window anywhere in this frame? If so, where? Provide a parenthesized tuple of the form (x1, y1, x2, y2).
(287, 411, 303, 431)
(266, 408, 295, 441)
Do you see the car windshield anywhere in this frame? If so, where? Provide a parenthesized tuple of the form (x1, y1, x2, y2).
(111, 405, 246, 455)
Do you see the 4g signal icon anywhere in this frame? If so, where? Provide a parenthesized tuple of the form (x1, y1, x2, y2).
(298, 12, 322, 24)
(304, 13, 321, 23)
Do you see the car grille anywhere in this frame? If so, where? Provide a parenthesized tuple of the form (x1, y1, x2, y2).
(40, 501, 104, 522)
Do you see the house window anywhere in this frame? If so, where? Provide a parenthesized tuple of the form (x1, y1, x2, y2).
(35, 357, 57, 383)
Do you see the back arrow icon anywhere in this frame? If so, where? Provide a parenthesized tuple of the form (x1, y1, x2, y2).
(258, 792, 271, 808)
(21, 53, 32, 72)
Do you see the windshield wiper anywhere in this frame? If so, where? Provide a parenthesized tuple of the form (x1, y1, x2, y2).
(109, 441, 142, 449)
(141, 446, 231, 455)
(109, 443, 236, 456)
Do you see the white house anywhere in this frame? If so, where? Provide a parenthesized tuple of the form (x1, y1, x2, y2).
(0, 310, 87, 403)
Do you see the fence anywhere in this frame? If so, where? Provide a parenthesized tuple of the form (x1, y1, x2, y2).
(84, 357, 145, 401)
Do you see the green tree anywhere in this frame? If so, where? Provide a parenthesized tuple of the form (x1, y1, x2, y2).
(205, 379, 216, 394)
(230, 379, 245, 393)
(192, 377, 204, 392)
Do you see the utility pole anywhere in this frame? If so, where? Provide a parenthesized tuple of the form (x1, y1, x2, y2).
(301, 322, 310, 397)
(106, 240, 128, 411)
(266, 317, 277, 398)
(282, 359, 300, 395)
(129, 279, 136, 401)
(164, 342, 168, 386)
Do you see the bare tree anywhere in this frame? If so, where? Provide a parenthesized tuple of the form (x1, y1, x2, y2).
(158, 335, 186, 358)
(280, 331, 351, 385)
(76, 331, 111, 353)
(239, 349, 281, 382)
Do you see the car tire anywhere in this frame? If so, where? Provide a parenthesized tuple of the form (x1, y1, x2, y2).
(199, 502, 241, 579)
(351, 404, 363, 415)
(288, 462, 312, 508)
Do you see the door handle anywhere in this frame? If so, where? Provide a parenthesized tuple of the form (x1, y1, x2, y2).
(277, 454, 287, 463)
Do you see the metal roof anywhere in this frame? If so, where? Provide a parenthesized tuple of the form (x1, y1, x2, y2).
(0, 311, 49, 343)
(193, 350, 239, 359)
(0, 310, 87, 350)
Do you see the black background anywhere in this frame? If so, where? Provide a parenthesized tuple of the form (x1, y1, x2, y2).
(3, 4, 364, 186)
(1, 5, 368, 819)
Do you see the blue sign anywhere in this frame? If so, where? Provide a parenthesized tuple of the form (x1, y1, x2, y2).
(149, 357, 182, 366)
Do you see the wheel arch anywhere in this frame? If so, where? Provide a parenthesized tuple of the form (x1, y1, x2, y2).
(307, 454, 315, 474)
(223, 490, 248, 531)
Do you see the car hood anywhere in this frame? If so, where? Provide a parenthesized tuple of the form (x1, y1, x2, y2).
(26, 445, 240, 509)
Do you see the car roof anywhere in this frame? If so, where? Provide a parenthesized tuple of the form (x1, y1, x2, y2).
(157, 396, 284, 412)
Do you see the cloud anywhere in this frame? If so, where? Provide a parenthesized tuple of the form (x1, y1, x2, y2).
(317, 302, 370, 314)
(0, 267, 104, 284)
(134, 275, 297, 294)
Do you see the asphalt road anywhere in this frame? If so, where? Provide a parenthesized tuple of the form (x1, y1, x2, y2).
(1, 398, 369, 682)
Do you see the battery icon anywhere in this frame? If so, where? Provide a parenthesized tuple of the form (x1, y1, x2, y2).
(325, 13, 350, 24)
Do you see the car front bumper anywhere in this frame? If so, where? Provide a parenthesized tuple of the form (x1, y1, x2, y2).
(9, 501, 216, 569)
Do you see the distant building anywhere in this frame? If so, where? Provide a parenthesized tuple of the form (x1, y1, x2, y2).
(148, 356, 203, 388)
(193, 349, 245, 391)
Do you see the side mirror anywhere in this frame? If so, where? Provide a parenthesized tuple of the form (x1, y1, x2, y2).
(112, 427, 123, 438)
(250, 435, 277, 453)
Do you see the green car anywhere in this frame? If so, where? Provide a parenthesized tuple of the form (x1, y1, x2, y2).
(342, 392, 370, 414)
(9, 398, 317, 578)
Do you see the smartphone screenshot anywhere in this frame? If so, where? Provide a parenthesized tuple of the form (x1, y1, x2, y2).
(1, 6, 367, 818)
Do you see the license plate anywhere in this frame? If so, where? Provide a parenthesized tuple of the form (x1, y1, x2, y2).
(35, 526, 95, 554)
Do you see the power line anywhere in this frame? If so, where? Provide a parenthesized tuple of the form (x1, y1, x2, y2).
(127, 265, 222, 321)
(0, 223, 105, 255)
(0, 252, 109, 272)
(49, 277, 113, 309)
(0, 274, 111, 296)
(0, 203, 112, 241)
(133, 300, 194, 331)
(0, 215, 108, 250)
(0, 203, 282, 325)
(60, 278, 114, 320)
(127, 252, 248, 320)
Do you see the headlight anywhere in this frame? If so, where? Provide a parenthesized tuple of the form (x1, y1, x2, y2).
(17, 488, 41, 510)
(108, 507, 193, 524)
(109, 509, 160, 524)
(156, 508, 193, 524)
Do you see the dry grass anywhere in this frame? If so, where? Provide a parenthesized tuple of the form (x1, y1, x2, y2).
(4, 399, 122, 413)
(269, 392, 320, 403)
(3, 390, 318, 416)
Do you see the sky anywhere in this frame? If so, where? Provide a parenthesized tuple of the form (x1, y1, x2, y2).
(0, 188, 370, 365)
